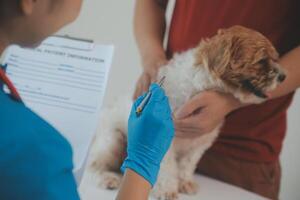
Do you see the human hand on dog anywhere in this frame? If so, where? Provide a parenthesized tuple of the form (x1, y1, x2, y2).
(133, 58, 168, 100)
(174, 91, 242, 138)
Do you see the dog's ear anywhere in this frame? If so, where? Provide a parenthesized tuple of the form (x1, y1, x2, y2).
(196, 35, 233, 76)
(195, 32, 253, 88)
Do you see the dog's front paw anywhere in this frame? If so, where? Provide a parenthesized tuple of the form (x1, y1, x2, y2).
(153, 181, 179, 200)
(99, 171, 122, 190)
(153, 189, 178, 200)
(179, 179, 199, 195)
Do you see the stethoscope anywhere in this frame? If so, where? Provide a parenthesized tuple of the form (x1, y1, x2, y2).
(0, 64, 22, 102)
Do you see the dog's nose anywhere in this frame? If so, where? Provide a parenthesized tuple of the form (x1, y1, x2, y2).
(277, 73, 286, 82)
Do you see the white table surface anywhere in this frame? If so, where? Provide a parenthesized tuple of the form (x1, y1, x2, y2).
(79, 171, 267, 200)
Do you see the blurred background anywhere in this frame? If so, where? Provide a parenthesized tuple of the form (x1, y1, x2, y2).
(60, 0, 300, 199)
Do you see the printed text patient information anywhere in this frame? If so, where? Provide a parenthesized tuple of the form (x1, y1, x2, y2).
(1, 36, 114, 174)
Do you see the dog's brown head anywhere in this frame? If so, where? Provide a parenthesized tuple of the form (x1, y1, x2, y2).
(196, 25, 286, 103)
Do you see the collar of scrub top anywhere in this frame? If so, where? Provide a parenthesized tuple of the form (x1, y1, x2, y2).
(0, 64, 22, 102)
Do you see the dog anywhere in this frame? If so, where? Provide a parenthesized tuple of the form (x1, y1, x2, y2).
(88, 26, 286, 200)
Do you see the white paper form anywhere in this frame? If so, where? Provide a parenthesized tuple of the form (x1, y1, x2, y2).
(1, 36, 114, 173)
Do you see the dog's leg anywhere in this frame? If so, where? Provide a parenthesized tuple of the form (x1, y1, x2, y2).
(177, 146, 204, 195)
(152, 145, 179, 200)
(88, 99, 131, 190)
(177, 127, 221, 195)
(89, 126, 126, 190)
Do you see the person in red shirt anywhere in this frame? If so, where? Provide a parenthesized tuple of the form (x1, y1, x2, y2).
(133, 0, 300, 199)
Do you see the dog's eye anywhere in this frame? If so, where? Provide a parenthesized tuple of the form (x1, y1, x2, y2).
(273, 68, 279, 74)
(258, 59, 268, 66)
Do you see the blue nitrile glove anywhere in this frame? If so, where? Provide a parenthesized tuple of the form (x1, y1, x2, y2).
(121, 83, 175, 187)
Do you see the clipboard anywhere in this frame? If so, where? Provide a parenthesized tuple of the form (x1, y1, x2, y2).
(42, 35, 96, 52)
(56, 35, 94, 43)
(1, 35, 114, 184)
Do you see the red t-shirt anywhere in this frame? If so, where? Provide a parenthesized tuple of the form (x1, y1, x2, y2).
(167, 0, 300, 162)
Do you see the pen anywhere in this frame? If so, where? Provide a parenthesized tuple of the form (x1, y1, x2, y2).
(136, 76, 166, 115)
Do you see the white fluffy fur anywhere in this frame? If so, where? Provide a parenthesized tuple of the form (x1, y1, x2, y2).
(89, 48, 226, 199)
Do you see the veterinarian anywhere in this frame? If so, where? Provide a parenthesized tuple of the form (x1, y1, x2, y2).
(0, 0, 174, 200)
(134, 0, 300, 199)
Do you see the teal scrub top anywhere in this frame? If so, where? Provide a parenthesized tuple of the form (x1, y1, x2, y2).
(0, 88, 80, 200)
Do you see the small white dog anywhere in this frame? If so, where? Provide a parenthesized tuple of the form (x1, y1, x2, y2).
(89, 26, 286, 200)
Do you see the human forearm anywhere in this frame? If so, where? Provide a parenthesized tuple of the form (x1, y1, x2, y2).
(116, 169, 151, 200)
(134, 0, 168, 68)
(133, 0, 169, 98)
(269, 46, 300, 98)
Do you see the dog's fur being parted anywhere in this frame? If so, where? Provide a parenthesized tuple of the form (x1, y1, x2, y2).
(88, 26, 286, 200)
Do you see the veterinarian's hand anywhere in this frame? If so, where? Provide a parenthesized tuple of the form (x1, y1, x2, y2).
(174, 91, 242, 138)
(133, 58, 168, 100)
(121, 83, 174, 187)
